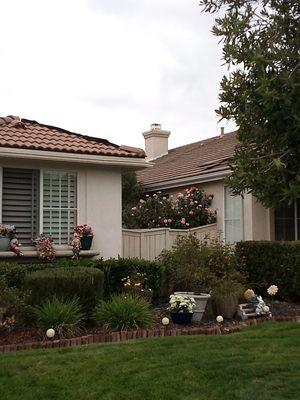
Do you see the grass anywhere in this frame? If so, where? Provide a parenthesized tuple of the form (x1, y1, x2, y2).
(0, 322, 299, 400)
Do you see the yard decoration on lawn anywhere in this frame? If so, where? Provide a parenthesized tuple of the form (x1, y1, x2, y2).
(74, 224, 94, 250)
(123, 187, 216, 229)
(71, 233, 81, 259)
(238, 287, 276, 320)
(168, 294, 196, 325)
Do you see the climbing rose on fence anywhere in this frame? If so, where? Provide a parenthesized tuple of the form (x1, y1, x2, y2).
(123, 187, 216, 229)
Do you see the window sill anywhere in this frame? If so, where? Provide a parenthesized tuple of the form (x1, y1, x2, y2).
(0, 247, 100, 260)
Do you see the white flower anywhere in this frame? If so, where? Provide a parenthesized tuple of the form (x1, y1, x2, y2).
(216, 315, 224, 323)
(267, 285, 278, 296)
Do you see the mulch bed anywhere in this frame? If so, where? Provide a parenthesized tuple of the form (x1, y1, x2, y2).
(1, 300, 300, 351)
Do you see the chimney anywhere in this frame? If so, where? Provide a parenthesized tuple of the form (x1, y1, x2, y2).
(143, 123, 170, 160)
(220, 127, 225, 137)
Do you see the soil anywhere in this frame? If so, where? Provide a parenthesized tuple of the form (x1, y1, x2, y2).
(1, 300, 300, 346)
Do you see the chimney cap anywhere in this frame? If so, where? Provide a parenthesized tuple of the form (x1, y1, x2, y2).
(150, 123, 162, 131)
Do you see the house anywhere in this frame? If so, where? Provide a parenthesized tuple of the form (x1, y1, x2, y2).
(137, 124, 298, 243)
(0, 115, 149, 259)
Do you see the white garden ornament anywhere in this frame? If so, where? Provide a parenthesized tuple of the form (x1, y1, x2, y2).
(46, 328, 55, 338)
(216, 315, 224, 323)
(162, 317, 170, 326)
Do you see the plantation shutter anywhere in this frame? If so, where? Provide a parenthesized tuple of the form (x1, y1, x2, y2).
(2, 168, 39, 245)
(224, 186, 244, 243)
(43, 171, 77, 245)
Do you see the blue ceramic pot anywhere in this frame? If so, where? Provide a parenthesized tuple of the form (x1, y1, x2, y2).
(0, 236, 10, 251)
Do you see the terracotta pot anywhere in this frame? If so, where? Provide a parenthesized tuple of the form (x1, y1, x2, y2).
(213, 294, 239, 319)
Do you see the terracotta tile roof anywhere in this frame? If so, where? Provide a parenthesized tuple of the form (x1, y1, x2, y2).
(137, 132, 238, 186)
(0, 116, 145, 158)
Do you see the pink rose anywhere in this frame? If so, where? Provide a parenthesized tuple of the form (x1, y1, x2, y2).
(163, 219, 168, 224)
(181, 218, 186, 224)
(168, 219, 172, 223)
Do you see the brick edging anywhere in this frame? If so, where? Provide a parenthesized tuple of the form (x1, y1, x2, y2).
(1, 315, 299, 353)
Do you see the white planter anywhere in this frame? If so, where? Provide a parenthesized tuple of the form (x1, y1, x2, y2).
(174, 292, 211, 323)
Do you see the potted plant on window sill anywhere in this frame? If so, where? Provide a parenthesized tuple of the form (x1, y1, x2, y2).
(0, 224, 15, 251)
(74, 224, 94, 250)
(168, 294, 196, 325)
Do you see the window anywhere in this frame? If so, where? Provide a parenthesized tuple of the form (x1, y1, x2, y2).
(2, 168, 39, 245)
(275, 200, 300, 241)
(42, 171, 77, 245)
(224, 186, 244, 243)
(1, 168, 77, 247)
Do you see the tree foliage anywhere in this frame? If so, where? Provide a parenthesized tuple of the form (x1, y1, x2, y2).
(200, 0, 300, 207)
(122, 172, 143, 208)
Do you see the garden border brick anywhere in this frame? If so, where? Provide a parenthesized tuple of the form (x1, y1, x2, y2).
(0, 315, 299, 353)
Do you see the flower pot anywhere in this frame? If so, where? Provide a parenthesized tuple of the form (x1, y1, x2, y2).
(0, 236, 10, 251)
(213, 294, 239, 319)
(170, 311, 193, 325)
(80, 236, 93, 250)
(174, 292, 210, 323)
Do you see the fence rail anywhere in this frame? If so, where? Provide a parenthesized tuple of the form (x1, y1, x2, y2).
(122, 223, 218, 260)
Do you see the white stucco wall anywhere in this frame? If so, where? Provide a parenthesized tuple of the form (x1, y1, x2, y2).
(0, 158, 122, 259)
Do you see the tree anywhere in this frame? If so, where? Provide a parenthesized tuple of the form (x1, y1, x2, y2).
(122, 172, 143, 208)
(200, 0, 300, 207)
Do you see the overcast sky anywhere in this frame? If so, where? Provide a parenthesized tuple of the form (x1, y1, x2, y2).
(0, 0, 235, 150)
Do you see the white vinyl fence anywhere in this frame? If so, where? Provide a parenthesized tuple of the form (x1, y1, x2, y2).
(122, 223, 218, 260)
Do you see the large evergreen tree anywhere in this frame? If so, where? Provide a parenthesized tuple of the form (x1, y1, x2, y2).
(200, 0, 300, 207)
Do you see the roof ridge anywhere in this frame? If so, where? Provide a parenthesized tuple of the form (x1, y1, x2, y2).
(21, 118, 120, 149)
(169, 131, 236, 153)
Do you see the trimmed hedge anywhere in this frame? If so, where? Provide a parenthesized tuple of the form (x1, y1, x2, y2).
(24, 267, 104, 314)
(0, 257, 164, 300)
(236, 241, 300, 300)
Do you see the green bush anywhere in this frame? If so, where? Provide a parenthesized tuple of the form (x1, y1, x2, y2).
(0, 276, 29, 320)
(95, 295, 154, 331)
(159, 235, 245, 293)
(30, 297, 84, 338)
(24, 267, 104, 314)
(97, 258, 164, 300)
(236, 241, 300, 300)
(0, 258, 164, 302)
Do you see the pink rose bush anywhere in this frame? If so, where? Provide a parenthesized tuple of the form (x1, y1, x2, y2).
(123, 187, 216, 229)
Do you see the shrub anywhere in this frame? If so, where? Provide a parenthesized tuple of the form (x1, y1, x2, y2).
(0, 276, 29, 320)
(95, 258, 164, 300)
(0, 263, 49, 288)
(95, 295, 154, 331)
(123, 187, 216, 229)
(236, 241, 300, 300)
(30, 297, 84, 338)
(158, 235, 245, 293)
(24, 267, 104, 314)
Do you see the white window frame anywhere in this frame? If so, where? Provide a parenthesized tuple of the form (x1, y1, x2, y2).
(40, 169, 78, 246)
(223, 185, 244, 243)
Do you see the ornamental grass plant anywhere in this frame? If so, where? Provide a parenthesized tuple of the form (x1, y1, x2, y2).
(95, 295, 154, 331)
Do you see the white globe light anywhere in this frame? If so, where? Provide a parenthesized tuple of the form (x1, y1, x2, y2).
(162, 317, 170, 326)
(46, 328, 55, 338)
(216, 315, 224, 323)
(263, 305, 270, 313)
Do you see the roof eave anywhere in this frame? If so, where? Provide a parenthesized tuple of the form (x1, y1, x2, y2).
(141, 169, 231, 191)
(0, 147, 152, 169)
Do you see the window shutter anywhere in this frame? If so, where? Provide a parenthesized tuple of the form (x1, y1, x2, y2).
(2, 168, 39, 245)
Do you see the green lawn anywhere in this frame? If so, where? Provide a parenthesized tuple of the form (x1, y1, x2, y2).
(0, 323, 299, 400)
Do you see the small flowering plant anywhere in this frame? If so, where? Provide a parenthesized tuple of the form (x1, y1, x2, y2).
(168, 294, 196, 313)
(0, 224, 16, 238)
(33, 234, 55, 261)
(0, 315, 16, 334)
(74, 224, 94, 237)
(121, 271, 153, 300)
